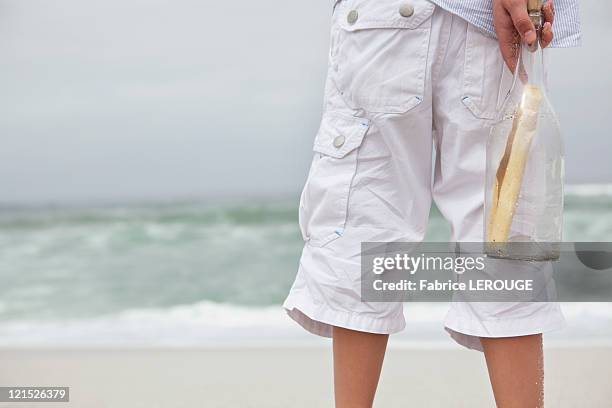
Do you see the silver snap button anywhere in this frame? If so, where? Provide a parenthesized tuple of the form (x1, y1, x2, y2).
(333, 135, 346, 148)
(399, 3, 414, 17)
(347, 9, 359, 25)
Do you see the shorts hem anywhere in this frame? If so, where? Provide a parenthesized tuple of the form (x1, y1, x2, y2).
(444, 308, 567, 352)
(283, 294, 406, 338)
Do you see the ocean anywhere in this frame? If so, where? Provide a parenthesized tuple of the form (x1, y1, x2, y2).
(1, 185, 611, 348)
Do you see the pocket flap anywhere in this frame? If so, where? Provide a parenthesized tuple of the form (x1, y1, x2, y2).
(338, 0, 435, 31)
(313, 113, 370, 159)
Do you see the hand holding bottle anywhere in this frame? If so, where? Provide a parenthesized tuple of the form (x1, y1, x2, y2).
(493, 0, 556, 71)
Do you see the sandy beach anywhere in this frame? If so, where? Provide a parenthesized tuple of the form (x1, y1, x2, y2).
(0, 346, 610, 407)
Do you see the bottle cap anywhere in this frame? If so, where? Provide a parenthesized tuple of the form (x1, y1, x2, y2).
(527, 0, 543, 12)
(527, 0, 543, 37)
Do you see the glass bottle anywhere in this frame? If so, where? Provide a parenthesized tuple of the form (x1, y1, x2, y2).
(484, 0, 564, 261)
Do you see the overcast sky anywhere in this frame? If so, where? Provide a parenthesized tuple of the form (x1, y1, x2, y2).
(0, 0, 610, 205)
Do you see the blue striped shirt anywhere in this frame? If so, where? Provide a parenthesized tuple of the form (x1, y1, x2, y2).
(430, 0, 581, 47)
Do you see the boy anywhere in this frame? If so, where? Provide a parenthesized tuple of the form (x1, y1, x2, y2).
(284, 0, 580, 406)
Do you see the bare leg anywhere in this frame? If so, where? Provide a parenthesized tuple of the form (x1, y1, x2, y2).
(481, 334, 544, 408)
(332, 326, 389, 408)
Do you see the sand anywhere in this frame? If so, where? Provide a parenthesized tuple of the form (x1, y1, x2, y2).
(0, 347, 610, 407)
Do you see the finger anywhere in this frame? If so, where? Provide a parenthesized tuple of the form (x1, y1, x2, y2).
(508, 3, 537, 45)
(500, 33, 520, 73)
(542, 0, 555, 25)
(541, 21, 554, 48)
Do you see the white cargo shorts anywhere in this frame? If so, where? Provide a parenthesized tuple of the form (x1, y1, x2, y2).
(283, 0, 565, 351)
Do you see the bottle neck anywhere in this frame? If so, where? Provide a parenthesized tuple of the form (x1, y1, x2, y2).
(519, 31, 546, 89)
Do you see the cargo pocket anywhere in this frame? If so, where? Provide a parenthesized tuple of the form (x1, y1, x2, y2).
(299, 113, 371, 247)
(330, 0, 434, 114)
(461, 25, 505, 120)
